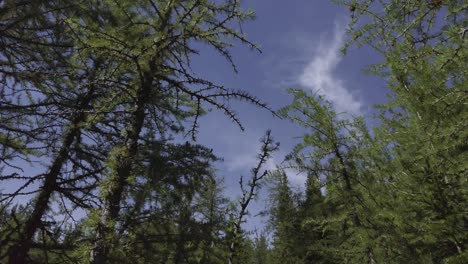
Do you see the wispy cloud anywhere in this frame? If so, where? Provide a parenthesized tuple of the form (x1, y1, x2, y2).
(224, 141, 277, 173)
(298, 22, 362, 115)
(225, 144, 307, 187)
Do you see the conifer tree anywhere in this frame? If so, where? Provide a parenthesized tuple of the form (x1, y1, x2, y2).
(265, 1, 467, 263)
(335, 0, 468, 261)
(267, 170, 304, 264)
(228, 130, 279, 264)
(1, 1, 271, 263)
(276, 89, 379, 263)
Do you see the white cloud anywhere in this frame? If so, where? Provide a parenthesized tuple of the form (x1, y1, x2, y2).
(224, 143, 277, 173)
(298, 22, 362, 115)
(224, 144, 307, 187)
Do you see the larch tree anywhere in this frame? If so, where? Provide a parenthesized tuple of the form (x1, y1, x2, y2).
(1, 0, 272, 263)
(276, 89, 379, 263)
(264, 0, 467, 263)
(337, 0, 468, 262)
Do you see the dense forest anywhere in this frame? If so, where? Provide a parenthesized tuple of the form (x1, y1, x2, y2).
(0, 0, 466, 263)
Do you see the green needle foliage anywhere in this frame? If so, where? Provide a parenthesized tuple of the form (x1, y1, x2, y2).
(264, 1, 467, 263)
(1, 0, 466, 263)
(1, 0, 272, 263)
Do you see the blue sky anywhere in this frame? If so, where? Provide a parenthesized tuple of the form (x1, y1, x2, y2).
(190, 0, 389, 231)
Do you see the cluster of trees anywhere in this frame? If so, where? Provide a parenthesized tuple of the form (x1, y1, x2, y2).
(0, 0, 466, 263)
(264, 1, 467, 263)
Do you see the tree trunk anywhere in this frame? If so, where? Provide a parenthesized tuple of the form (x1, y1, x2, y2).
(8, 88, 95, 263)
(90, 72, 153, 264)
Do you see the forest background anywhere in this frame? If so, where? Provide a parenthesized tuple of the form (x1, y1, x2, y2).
(0, 0, 466, 263)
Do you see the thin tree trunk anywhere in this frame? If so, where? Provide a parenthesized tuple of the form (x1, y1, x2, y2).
(228, 131, 277, 264)
(8, 88, 96, 263)
(90, 71, 153, 264)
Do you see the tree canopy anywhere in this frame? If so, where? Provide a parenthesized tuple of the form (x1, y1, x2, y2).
(1, 0, 466, 263)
